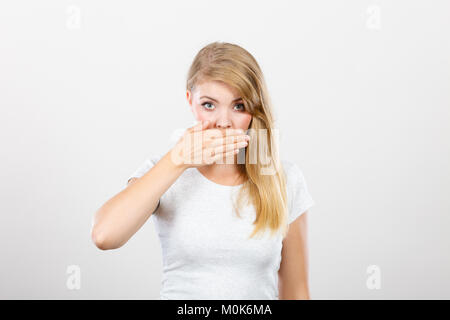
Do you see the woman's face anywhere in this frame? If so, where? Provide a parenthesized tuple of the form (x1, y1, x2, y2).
(186, 80, 252, 132)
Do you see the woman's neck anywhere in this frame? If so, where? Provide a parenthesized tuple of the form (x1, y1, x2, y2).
(197, 162, 247, 185)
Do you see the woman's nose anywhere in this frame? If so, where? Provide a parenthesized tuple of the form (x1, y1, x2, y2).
(216, 116, 232, 129)
(216, 123, 232, 129)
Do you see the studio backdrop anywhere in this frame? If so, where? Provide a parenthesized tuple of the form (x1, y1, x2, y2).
(0, 0, 449, 299)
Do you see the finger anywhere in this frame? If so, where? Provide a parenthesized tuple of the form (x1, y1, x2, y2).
(210, 148, 240, 164)
(207, 134, 250, 148)
(213, 140, 248, 154)
(205, 128, 245, 139)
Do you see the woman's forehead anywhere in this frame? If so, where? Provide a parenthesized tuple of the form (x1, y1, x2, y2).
(194, 81, 241, 98)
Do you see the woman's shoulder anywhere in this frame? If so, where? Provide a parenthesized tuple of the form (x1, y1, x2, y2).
(279, 158, 315, 222)
(127, 152, 166, 182)
(279, 158, 309, 189)
(279, 158, 300, 176)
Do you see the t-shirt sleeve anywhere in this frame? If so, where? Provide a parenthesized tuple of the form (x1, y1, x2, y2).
(286, 162, 315, 224)
(125, 153, 163, 187)
(125, 153, 164, 214)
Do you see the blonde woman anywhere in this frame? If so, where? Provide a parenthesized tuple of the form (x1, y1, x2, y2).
(91, 42, 315, 300)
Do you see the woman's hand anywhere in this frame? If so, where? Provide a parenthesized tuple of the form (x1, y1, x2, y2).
(169, 120, 250, 169)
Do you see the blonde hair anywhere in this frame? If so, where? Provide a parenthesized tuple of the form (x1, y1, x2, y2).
(186, 41, 289, 239)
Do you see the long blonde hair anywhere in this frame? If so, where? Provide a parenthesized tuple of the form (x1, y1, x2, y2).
(186, 41, 289, 239)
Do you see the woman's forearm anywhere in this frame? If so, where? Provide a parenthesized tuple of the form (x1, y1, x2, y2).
(91, 149, 186, 250)
(279, 282, 311, 300)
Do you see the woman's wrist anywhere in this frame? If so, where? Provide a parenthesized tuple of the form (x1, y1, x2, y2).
(165, 148, 189, 172)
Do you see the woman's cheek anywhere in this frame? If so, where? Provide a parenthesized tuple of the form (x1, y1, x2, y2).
(192, 105, 205, 121)
(238, 113, 253, 128)
(196, 107, 213, 122)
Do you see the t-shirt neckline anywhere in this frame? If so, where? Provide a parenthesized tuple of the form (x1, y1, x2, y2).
(194, 167, 245, 188)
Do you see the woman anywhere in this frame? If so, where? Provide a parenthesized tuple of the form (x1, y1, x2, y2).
(91, 41, 315, 300)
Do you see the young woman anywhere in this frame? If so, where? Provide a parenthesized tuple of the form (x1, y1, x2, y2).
(91, 41, 315, 300)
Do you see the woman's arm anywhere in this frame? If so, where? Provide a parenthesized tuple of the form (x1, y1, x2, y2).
(278, 211, 310, 299)
(91, 150, 186, 250)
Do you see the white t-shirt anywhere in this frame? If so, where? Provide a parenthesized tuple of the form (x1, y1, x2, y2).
(127, 153, 315, 300)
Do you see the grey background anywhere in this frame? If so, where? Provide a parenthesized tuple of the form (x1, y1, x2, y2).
(0, 0, 449, 299)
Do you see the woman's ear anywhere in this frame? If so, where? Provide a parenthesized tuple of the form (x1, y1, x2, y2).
(186, 90, 192, 106)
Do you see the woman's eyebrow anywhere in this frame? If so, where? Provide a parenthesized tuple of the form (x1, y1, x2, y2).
(200, 96, 243, 103)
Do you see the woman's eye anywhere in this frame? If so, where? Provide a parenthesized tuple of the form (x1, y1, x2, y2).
(201, 102, 245, 111)
(202, 102, 214, 110)
(235, 103, 245, 111)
